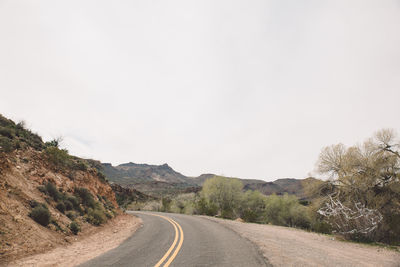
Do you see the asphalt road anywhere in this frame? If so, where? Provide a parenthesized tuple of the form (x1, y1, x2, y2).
(79, 211, 269, 267)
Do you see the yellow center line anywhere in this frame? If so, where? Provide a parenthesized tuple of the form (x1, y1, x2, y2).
(143, 213, 184, 267)
(163, 217, 184, 267)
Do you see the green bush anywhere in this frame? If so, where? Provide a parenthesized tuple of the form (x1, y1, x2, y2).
(74, 187, 96, 208)
(37, 185, 47, 194)
(239, 190, 267, 223)
(161, 198, 172, 212)
(0, 137, 13, 152)
(44, 146, 71, 169)
(311, 221, 332, 234)
(66, 211, 77, 220)
(264, 194, 311, 229)
(87, 208, 107, 226)
(45, 182, 62, 201)
(0, 115, 44, 151)
(56, 202, 66, 213)
(64, 200, 73, 211)
(73, 160, 88, 171)
(0, 127, 14, 139)
(195, 197, 218, 216)
(67, 196, 80, 209)
(50, 218, 62, 231)
(30, 205, 51, 226)
(44, 139, 60, 148)
(69, 221, 80, 235)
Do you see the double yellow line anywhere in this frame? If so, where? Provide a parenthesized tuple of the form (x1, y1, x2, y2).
(150, 214, 184, 267)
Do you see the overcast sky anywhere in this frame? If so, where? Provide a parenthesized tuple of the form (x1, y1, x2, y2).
(1, 0, 399, 180)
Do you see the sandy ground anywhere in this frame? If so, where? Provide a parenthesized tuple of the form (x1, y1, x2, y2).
(9, 214, 142, 267)
(204, 217, 400, 267)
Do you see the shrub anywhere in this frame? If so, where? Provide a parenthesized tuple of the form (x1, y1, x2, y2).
(73, 160, 88, 171)
(161, 198, 171, 212)
(67, 196, 80, 209)
(30, 205, 51, 226)
(0, 115, 44, 151)
(44, 146, 71, 169)
(44, 138, 60, 148)
(56, 202, 66, 213)
(50, 218, 62, 231)
(87, 208, 107, 226)
(0, 137, 13, 152)
(37, 185, 47, 194)
(264, 194, 312, 229)
(69, 221, 80, 235)
(66, 211, 77, 220)
(74, 187, 96, 208)
(97, 171, 107, 182)
(238, 190, 267, 223)
(29, 200, 41, 208)
(0, 127, 14, 139)
(45, 182, 62, 201)
(64, 200, 73, 211)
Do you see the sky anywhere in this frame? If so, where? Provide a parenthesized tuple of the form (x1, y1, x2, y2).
(1, 0, 399, 181)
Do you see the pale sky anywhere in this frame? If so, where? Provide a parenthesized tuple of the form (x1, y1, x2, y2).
(1, 0, 399, 181)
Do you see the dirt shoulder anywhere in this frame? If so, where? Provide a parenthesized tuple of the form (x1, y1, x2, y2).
(10, 214, 142, 267)
(203, 217, 400, 267)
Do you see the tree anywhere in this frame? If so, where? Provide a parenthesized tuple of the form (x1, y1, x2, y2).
(238, 190, 267, 223)
(201, 176, 243, 218)
(316, 129, 400, 243)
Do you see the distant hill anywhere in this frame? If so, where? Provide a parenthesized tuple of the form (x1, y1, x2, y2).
(102, 162, 199, 196)
(102, 162, 317, 198)
(190, 175, 314, 199)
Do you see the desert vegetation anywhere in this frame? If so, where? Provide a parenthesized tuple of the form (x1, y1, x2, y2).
(312, 129, 400, 244)
(129, 129, 400, 245)
(36, 181, 116, 230)
(131, 176, 316, 230)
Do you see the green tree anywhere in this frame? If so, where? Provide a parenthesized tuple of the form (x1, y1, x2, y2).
(201, 176, 243, 218)
(238, 190, 267, 222)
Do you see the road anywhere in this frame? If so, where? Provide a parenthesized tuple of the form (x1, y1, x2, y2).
(79, 211, 269, 267)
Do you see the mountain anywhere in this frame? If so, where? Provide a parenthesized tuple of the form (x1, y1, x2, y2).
(102, 162, 191, 184)
(102, 162, 315, 199)
(102, 162, 200, 196)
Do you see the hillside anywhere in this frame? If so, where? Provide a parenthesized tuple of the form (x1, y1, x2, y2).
(0, 115, 120, 263)
(102, 162, 199, 196)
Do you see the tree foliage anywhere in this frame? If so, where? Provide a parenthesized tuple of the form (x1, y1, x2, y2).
(201, 176, 243, 218)
(316, 129, 400, 243)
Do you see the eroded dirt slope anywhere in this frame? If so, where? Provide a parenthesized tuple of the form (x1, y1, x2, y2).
(0, 149, 118, 264)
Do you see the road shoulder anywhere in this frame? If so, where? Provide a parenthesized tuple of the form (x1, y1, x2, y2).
(202, 216, 400, 267)
(10, 214, 142, 267)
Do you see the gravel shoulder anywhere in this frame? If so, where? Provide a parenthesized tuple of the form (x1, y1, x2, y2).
(10, 214, 142, 267)
(203, 216, 400, 267)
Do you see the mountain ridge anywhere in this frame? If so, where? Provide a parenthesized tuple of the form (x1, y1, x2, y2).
(102, 162, 315, 198)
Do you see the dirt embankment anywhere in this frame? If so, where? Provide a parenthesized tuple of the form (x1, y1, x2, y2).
(205, 217, 400, 267)
(11, 214, 142, 267)
(0, 149, 120, 264)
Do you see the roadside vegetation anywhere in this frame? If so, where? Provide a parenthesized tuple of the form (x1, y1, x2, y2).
(129, 129, 400, 246)
(35, 181, 116, 232)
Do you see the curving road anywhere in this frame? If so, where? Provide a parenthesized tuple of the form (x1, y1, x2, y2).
(79, 211, 269, 267)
